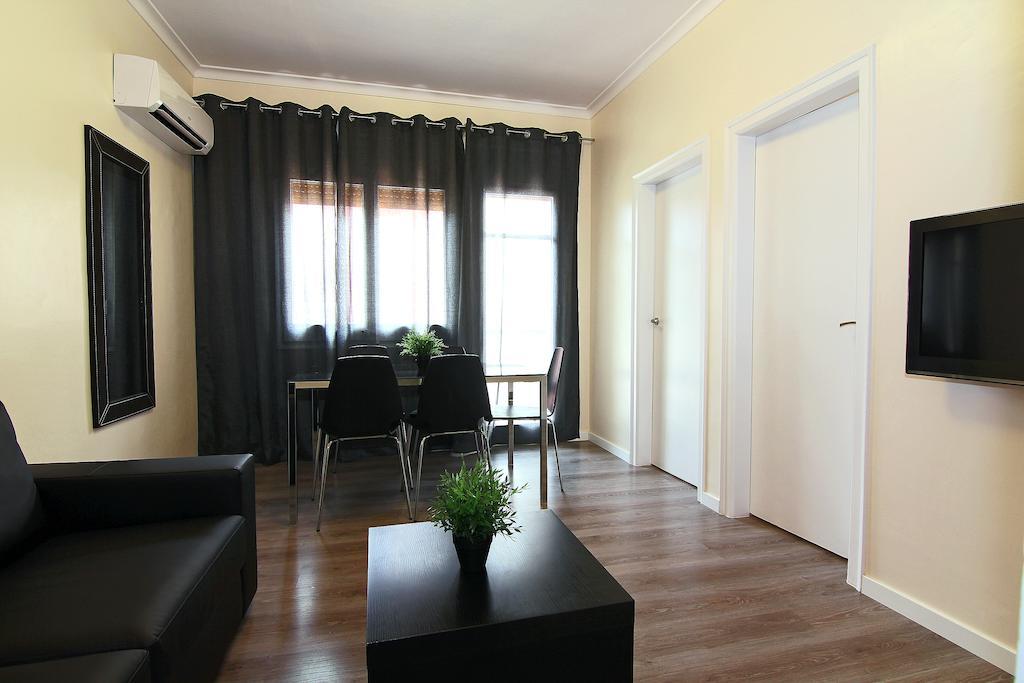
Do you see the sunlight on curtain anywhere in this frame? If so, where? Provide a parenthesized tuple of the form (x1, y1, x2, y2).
(286, 180, 338, 337)
(483, 192, 556, 369)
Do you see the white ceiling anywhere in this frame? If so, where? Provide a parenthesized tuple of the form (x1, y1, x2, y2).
(133, 0, 721, 117)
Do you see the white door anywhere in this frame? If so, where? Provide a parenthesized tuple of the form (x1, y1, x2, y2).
(651, 166, 705, 486)
(750, 93, 859, 557)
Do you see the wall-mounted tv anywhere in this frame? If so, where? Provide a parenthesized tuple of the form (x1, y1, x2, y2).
(906, 202, 1024, 385)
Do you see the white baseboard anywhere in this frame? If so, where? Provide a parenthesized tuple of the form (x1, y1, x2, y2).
(586, 432, 631, 464)
(698, 491, 720, 513)
(861, 576, 1015, 673)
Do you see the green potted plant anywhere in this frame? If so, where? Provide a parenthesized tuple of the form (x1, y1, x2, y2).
(429, 461, 525, 573)
(397, 329, 446, 376)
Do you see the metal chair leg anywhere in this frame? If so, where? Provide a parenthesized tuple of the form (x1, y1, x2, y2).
(549, 419, 564, 493)
(479, 427, 493, 469)
(315, 441, 334, 532)
(413, 435, 429, 521)
(311, 427, 323, 501)
(394, 432, 413, 520)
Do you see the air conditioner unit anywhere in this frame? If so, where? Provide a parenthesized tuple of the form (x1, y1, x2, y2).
(113, 54, 214, 155)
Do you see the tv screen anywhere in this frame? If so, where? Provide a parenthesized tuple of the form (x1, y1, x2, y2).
(906, 202, 1024, 385)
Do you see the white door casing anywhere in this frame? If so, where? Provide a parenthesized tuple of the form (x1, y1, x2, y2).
(723, 49, 875, 589)
(630, 139, 710, 507)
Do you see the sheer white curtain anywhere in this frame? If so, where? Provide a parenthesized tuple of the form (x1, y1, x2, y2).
(482, 191, 557, 369)
(284, 181, 448, 341)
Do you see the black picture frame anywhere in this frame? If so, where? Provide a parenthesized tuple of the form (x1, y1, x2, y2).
(906, 202, 1024, 386)
(85, 126, 156, 427)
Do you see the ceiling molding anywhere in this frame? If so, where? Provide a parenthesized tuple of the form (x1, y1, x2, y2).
(128, 0, 721, 120)
(192, 64, 592, 120)
(586, 0, 725, 115)
(126, 0, 200, 73)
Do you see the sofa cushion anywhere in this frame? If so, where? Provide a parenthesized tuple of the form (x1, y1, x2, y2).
(0, 650, 150, 683)
(0, 401, 44, 563)
(0, 515, 246, 680)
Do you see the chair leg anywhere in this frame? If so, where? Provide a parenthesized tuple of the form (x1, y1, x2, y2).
(315, 441, 334, 532)
(311, 427, 323, 501)
(480, 427, 493, 469)
(549, 419, 565, 493)
(394, 433, 413, 520)
(413, 436, 429, 521)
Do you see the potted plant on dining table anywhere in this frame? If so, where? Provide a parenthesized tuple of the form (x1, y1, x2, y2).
(398, 329, 446, 376)
(429, 460, 525, 573)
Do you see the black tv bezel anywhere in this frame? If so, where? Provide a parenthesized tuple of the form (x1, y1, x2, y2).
(906, 202, 1024, 386)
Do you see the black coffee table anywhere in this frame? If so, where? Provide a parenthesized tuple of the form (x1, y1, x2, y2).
(366, 510, 634, 682)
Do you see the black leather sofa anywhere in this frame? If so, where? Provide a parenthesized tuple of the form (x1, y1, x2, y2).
(0, 401, 256, 683)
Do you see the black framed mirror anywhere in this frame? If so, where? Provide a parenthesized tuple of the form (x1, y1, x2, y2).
(84, 126, 155, 427)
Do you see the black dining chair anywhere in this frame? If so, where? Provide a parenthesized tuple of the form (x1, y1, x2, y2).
(489, 347, 566, 492)
(406, 354, 493, 520)
(442, 345, 467, 355)
(347, 344, 389, 357)
(314, 356, 411, 531)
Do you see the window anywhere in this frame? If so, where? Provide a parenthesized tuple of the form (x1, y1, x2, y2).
(483, 192, 556, 369)
(285, 180, 447, 339)
(286, 179, 339, 338)
(373, 186, 447, 333)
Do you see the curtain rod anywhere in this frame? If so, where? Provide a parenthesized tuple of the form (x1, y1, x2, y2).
(195, 98, 594, 143)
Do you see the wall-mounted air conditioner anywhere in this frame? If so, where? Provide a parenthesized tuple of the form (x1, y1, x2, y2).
(113, 54, 214, 155)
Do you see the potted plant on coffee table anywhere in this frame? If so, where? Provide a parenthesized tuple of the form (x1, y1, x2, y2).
(397, 329, 446, 376)
(429, 460, 525, 573)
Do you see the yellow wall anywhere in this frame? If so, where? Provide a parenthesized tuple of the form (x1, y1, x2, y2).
(590, 0, 1023, 650)
(0, 1, 196, 462)
(194, 77, 593, 434)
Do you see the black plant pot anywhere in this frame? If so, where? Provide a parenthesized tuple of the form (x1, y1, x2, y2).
(416, 355, 431, 377)
(452, 534, 493, 573)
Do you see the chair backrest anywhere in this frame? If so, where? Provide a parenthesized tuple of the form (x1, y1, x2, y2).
(347, 344, 389, 357)
(416, 355, 492, 434)
(442, 346, 467, 355)
(319, 357, 404, 439)
(0, 400, 44, 563)
(546, 347, 565, 415)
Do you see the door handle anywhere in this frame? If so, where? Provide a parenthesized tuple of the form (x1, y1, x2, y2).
(839, 320, 856, 327)
(650, 317, 661, 326)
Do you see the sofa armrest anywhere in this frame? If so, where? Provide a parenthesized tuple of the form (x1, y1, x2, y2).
(31, 454, 257, 607)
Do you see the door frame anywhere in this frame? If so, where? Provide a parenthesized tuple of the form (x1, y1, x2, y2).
(721, 48, 876, 589)
(630, 138, 710, 505)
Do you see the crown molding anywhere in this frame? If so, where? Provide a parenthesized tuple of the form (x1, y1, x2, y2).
(192, 64, 592, 120)
(586, 0, 725, 115)
(126, 0, 200, 73)
(128, 0, 722, 120)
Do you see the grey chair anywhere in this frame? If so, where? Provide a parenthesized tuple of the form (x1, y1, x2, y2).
(489, 347, 565, 492)
(314, 355, 411, 531)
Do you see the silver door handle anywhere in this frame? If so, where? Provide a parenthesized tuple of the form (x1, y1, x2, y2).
(650, 317, 661, 326)
(839, 320, 856, 327)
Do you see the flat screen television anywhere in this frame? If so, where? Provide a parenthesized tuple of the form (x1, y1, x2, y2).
(906, 202, 1024, 385)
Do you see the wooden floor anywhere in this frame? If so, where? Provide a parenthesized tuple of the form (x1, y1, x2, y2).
(217, 442, 1009, 682)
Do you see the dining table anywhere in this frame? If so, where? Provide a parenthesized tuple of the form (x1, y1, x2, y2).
(286, 363, 549, 524)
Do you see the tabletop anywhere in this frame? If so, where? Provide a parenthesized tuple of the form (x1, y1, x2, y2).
(366, 510, 633, 645)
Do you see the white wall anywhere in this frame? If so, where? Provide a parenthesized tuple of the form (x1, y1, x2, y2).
(0, 1, 197, 462)
(590, 0, 1023, 656)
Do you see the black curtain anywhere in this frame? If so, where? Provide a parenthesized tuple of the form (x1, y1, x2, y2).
(193, 96, 581, 463)
(193, 96, 335, 464)
(193, 96, 463, 463)
(462, 121, 582, 441)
